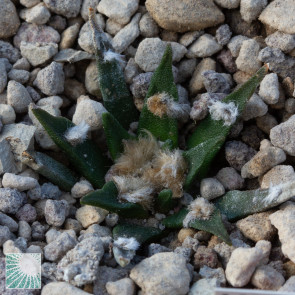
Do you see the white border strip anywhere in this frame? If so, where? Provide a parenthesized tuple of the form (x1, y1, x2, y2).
(215, 288, 288, 295)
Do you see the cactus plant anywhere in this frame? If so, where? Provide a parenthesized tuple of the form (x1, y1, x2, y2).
(26, 9, 295, 267)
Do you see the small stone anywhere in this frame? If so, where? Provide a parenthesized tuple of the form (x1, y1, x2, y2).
(130, 72, 153, 99)
(216, 24, 232, 46)
(179, 31, 203, 47)
(98, 0, 139, 25)
(106, 278, 136, 295)
(261, 165, 295, 189)
(242, 93, 268, 121)
(251, 265, 285, 290)
(20, 42, 58, 67)
(139, 13, 159, 38)
(20, 3, 51, 25)
(78, 14, 106, 54)
(54, 49, 93, 63)
(0, 188, 26, 214)
(80, 0, 100, 21)
(84, 61, 101, 97)
(189, 58, 216, 95)
(64, 79, 86, 101)
(279, 276, 295, 292)
(33, 61, 64, 95)
(42, 282, 90, 295)
(270, 114, 295, 156)
(13, 23, 60, 48)
(124, 58, 141, 84)
(225, 140, 256, 171)
(216, 167, 244, 190)
(177, 58, 197, 84)
(105, 18, 124, 36)
(258, 73, 280, 105)
(240, 0, 267, 23)
(0, 104, 15, 124)
(194, 246, 219, 269)
(135, 38, 187, 72)
(16, 204, 37, 223)
(60, 23, 80, 49)
(72, 97, 107, 131)
(130, 252, 191, 295)
(7, 80, 32, 113)
(0, 41, 20, 64)
(269, 204, 295, 263)
(187, 34, 222, 58)
(44, 199, 69, 227)
(227, 35, 249, 57)
(56, 237, 104, 286)
(199, 266, 226, 286)
(241, 140, 286, 178)
(146, 0, 224, 33)
(0, 139, 17, 175)
(13, 58, 30, 71)
(31, 221, 47, 240)
(214, 0, 240, 9)
(18, 220, 31, 240)
(2, 173, 38, 191)
(0, 59, 7, 94)
(200, 178, 225, 200)
(282, 77, 294, 97)
(202, 70, 232, 94)
(48, 15, 67, 33)
(0, 212, 18, 232)
(44, 231, 77, 262)
(189, 278, 220, 295)
(41, 182, 61, 200)
(71, 180, 94, 199)
(225, 242, 270, 287)
(64, 218, 82, 234)
(256, 113, 278, 135)
(113, 13, 141, 54)
(265, 31, 295, 53)
(237, 211, 277, 242)
(20, 0, 40, 8)
(76, 205, 108, 228)
(0, 225, 14, 246)
(259, 0, 295, 34)
(236, 39, 261, 74)
(8, 69, 30, 84)
(43, 0, 82, 18)
(285, 98, 295, 113)
(0, 0, 20, 38)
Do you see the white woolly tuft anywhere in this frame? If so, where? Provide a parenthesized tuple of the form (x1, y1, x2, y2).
(64, 121, 90, 146)
(104, 50, 126, 66)
(183, 197, 214, 227)
(208, 101, 238, 126)
(114, 237, 140, 251)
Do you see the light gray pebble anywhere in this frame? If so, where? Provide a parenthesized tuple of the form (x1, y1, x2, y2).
(33, 61, 64, 95)
(189, 278, 220, 295)
(0, 0, 20, 39)
(242, 93, 268, 121)
(202, 70, 231, 94)
(174, 247, 192, 262)
(20, 3, 51, 25)
(60, 23, 80, 50)
(179, 31, 203, 47)
(44, 199, 69, 227)
(20, 0, 40, 8)
(285, 98, 295, 113)
(177, 58, 197, 83)
(236, 39, 261, 74)
(265, 31, 295, 53)
(139, 13, 159, 38)
(105, 18, 125, 36)
(187, 34, 222, 58)
(105, 213, 119, 227)
(80, 0, 100, 21)
(106, 278, 136, 295)
(41, 261, 57, 281)
(31, 221, 47, 240)
(227, 35, 249, 57)
(0, 212, 18, 232)
(0, 103, 16, 124)
(2, 173, 38, 191)
(79, 224, 111, 242)
(54, 48, 93, 63)
(13, 58, 30, 71)
(76, 205, 108, 228)
(112, 13, 141, 53)
(199, 266, 226, 286)
(0, 59, 7, 94)
(0, 40, 20, 63)
(44, 231, 77, 262)
(148, 243, 171, 257)
(130, 72, 153, 98)
(200, 178, 225, 200)
(43, 0, 82, 18)
(0, 225, 14, 246)
(256, 113, 278, 134)
(214, 0, 240, 9)
(18, 220, 31, 240)
(216, 167, 244, 190)
(7, 80, 32, 113)
(216, 24, 232, 46)
(0, 188, 26, 214)
(124, 58, 141, 84)
(42, 282, 92, 295)
(258, 73, 280, 105)
(40, 182, 61, 200)
(26, 86, 40, 102)
(64, 218, 82, 234)
(240, 0, 268, 23)
(279, 276, 295, 292)
(71, 180, 94, 199)
(8, 69, 30, 84)
(16, 204, 37, 223)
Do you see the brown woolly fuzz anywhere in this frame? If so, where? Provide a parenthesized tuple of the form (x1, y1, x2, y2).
(111, 131, 160, 176)
(112, 176, 154, 210)
(144, 149, 187, 198)
(183, 197, 215, 227)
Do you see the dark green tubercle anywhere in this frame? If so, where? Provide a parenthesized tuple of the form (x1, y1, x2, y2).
(81, 181, 149, 219)
(162, 207, 231, 245)
(21, 150, 78, 191)
(31, 108, 109, 189)
(113, 223, 164, 245)
(137, 45, 179, 148)
(184, 65, 268, 189)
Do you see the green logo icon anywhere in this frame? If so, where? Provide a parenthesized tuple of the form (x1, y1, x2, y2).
(5, 253, 41, 289)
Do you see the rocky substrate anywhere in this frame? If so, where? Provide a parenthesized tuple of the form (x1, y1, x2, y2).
(1, 0, 295, 294)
